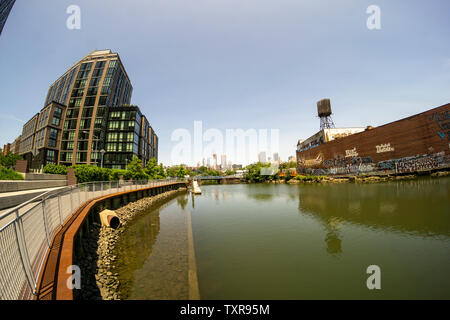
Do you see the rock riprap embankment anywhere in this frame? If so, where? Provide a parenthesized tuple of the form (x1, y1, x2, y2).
(75, 187, 187, 300)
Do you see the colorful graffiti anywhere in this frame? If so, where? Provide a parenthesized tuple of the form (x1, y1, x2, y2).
(298, 153, 323, 168)
(378, 152, 448, 173)
(395, 152, 447, 173)
(428, 110, 450, 141)
(299, 152, 449, 176)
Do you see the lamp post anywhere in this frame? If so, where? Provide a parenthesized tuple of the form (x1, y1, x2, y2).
(83, 131, 99, 166)
(100, 149, 105, 168)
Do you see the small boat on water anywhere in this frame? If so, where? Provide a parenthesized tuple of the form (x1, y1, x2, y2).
(192, 180, 202, 194)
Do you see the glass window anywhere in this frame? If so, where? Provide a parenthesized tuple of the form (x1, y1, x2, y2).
(52, 117, 60, 126)
(107, 143, 116, 151)
(84, 96, 96, 106)
(47, 150, 56, 163)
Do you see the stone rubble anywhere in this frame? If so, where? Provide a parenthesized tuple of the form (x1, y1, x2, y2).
(75, 186, 187, 300)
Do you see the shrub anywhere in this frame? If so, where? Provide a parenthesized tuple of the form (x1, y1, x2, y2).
(294, 174, 326, 182)
(0, 165, 24, 180)
(43, 163, 68, 175)
(110, 169, 132, 181)
(71, 165, 111, 183)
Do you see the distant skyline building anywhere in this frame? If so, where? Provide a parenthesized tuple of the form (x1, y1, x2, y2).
(273, 152, 279, 162)
(258, 151, 266, 163)
(221, 154, 227, 169)
(0, 0, 15, 36)
(213, 153, 217, 169)
(19, 50, 158, 169)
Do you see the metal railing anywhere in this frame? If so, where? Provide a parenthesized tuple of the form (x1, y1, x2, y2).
(0, 178, 183, 300)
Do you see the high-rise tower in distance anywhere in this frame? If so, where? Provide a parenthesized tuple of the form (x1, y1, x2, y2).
(0, 0, 16, 35)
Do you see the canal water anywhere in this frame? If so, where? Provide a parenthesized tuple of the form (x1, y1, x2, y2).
(114, 177, 450, 299)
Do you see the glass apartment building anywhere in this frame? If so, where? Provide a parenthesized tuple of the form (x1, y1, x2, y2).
(20, 50, 158, 169)
(18, 102, 66, 169)
(0, 0, 15, 35)
(105, 106, 158, 169)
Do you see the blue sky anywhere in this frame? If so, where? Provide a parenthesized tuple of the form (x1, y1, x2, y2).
(0, 0, 449, 165)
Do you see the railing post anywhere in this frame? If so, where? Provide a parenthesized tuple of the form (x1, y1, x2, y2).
(13, 214, 35, 297)
(41, 198, 51, 247)
(69, 187, 74, 214)
(57, 194, 63, 226)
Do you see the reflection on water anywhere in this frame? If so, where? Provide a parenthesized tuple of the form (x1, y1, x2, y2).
(324, 217, 343, 256)
(298, 178, 450, 238)
(114, 177, 450, 300)
(114, 193, 190, 300)
(191, 177, 450, 299)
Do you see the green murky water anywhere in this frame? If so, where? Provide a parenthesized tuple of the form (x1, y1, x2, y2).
(116, 177, 450, 299)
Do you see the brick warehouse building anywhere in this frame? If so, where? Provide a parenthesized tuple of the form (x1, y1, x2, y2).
(296, 103, 450, 175)
(19, 50, 158, 170)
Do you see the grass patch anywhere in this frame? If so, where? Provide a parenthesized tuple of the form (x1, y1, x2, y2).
(0, 165, 24, 180)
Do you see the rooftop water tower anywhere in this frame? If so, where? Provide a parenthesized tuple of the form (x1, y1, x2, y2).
(317, 98, 335, 130)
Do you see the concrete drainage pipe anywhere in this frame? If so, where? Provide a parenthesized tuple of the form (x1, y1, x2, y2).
(99, 209, 121, 229)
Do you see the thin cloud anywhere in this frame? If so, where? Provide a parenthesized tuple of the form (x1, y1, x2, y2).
(445, 58, 450, 68)
(0, 115, 25, 124)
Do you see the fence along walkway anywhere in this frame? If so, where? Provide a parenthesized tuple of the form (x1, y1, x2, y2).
(0, 179, 181, 300)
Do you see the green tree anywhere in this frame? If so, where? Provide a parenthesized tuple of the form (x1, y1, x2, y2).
(166, 166, 177, 178)
(166, 165, 193, 179)
(225, 169, 236, 176)
(126, 155, 148, 180)
(197, 166, 208, 175)
(0, 152, 22, 168)
(145, 158, 166, 179)
(244, 162, 273, 182)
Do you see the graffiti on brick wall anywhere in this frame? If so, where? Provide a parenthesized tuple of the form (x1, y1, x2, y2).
(323, 157, 346, 167)
(345, 147, 358, 158)
(302, 168, 328, 176)
(300, 152, 449, 176)
(428, 110, 450, 141)
(377, 152, 449, 173)
(298, 153, 323, 168)
(376, 143, 395, 153)
(394, 152, 447, 173)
